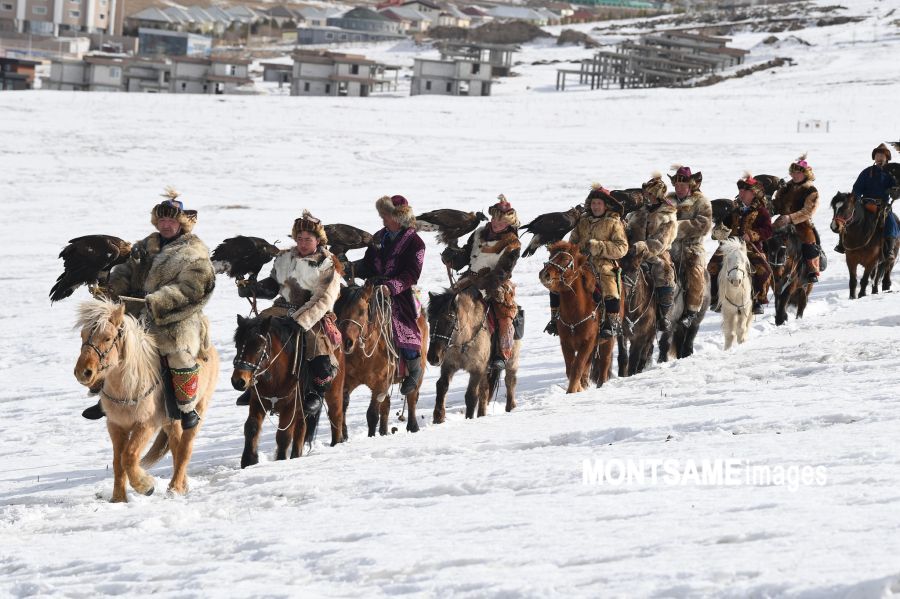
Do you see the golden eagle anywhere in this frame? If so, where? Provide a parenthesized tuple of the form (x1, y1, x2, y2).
(324, 223, 373, 256)
(415, 209, 487, 247)
(520, 205, 585, 258)
(50, 235, 132, 303)
(211, 236, 280, 283)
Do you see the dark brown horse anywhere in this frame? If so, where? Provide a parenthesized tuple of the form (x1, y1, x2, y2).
(335, 283, 427, 436)
(830, 192, 898, 298)
(427, 288, 519, 421)
(765, 226, 815, 325)
(617, 251, 655, 377)
(658, 267, 709, 362)
(539, 241, 616, 392)
(232, 314, 345, 469)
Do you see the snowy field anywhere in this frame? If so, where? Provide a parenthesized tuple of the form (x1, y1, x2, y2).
(3, 1, 900, 596)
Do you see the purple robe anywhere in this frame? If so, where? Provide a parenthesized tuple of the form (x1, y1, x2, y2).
(359, 227, 425, 351)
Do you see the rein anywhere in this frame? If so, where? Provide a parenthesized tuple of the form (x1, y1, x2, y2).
(429, 295, 489, 366)
(82, 324, 125, 372)
(545, 249, 600, 334)
(622, 262, 654, 334)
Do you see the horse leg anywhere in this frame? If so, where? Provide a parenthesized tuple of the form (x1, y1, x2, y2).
(107, 422, 129, 503)
(847, 259, 858, 299)
(325, 377, 344, 447)
(464, 373, 481, 419)
(434, 365, 453, 424)
(341, 390, 350, 441)
(406, 388, 420, 433)
(241, 401, 265, 469)
(504, 364, 517, 413)
(378, 394, 390, 436)
(595, 339, 614, 387)
(775, 285, 789, 326)
(366, 395, 380, 437)
(123, 423, 156, 497)
(559, 334, 575, 384)
(275, 401, 295, 460)
(658, 331, 671, 363)
(617, 335, 628, 378)
(167, 424, 196, 495)
(796, 287, 809, 319)
(567, 347, 589, 393)
(859, 262, 874, 298)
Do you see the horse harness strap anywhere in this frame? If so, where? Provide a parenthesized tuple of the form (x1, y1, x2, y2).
(557, 303, 600, 333)
(100, 379, 160, 407)
(82, 325, 125, 372)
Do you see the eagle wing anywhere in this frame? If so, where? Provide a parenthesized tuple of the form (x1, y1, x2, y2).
(415, 209, 487, 245)
(710, 198, 737, 227)
(324, 224, 373, 256)
(50, 234, 132, 303)
(211, 236, 280, 281)
(520, 207, 580, 258)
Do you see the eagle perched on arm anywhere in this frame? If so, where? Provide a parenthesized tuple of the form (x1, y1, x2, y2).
(324, 223, 373, 256)
(415, 209, 487, 247)
(211, 235, 280, 283)
(520, 205, 585, 258)
(49, 235, 132, 303)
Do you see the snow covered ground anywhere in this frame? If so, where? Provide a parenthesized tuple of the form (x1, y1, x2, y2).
(2, 1, 900, 596)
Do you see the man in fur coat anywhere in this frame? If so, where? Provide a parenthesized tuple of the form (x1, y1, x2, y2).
(626, 173, 679, 331)
(772, 155, 821, 282)
(441, 195, 521, 372)
(237, 211, 341, 416)
(708, 175, 774, 315)
(667, 166, 712, 328)
(839, 143, 900, 261)
(549, 184, 628, 338)
(349, 195, 426, 396)
(83, 190, 216, 429)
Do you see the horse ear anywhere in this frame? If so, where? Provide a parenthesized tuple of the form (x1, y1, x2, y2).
(260, 316, 272, 334)
(237, 314, 246, 327)
(111, 303, 126, 327)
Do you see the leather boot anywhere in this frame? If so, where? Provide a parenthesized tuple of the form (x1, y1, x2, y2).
(303, 384, 325, 417)
(400, 356, 423, 395)
(235, 390, 252, 406)
(544, 308, 559, 336)
(834, 239, 845, 254)
(806, 257, 819, 283)
(655, 286, 674, 331)
(678, 310, 698, 328)
(884, 238, 896, 262)
(600, 312, 622, 338)
(82, 400, 105, 420)
(171, 364, 201, 430)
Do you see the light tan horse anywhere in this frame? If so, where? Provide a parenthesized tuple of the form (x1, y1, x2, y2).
(74, 299, 218, 502)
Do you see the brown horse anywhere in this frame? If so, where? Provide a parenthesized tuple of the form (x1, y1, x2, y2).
(617, 251, 656, 377)
(232, 314, 345, 469)
(830, 192, 898, 298)
(765, 226, 815, 325)
(427, 288, 520, 421)
(335, 283, 427, 436)
(74, 299, 219, 502)
(539, 241, 615, 392)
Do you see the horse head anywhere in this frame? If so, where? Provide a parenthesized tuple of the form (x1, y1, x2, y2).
(830, 191, 855, 234)
(539, 241, 586, 293)
(335, 282, 374, 355)
(720, 238, 750, 288)
(74, 300, 128, 390)
(426, 289, 459, 366)
(231, 314, 273, 391)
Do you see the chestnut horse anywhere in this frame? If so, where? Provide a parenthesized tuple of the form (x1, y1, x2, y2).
(765, 226, 816, 325)
(335, 283, 427, 436)
(539, 241, 616, 392)
(74, 299, 219, 502)
(232, 314, 345, 469)
(427, 288, 519, 421)
(617, 251, 656, 377)
(830, 191, 899, 298)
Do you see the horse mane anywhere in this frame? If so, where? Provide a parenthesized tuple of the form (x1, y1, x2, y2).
(76, 299, 160, 395)
(547, 240, 587, 268)
(427, 289, 457, 321)
(334, 284, 367, 316)
(831, 191, 851, 209)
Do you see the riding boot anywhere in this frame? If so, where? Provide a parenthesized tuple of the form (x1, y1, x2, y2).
(709, 275, 720, 313)
(600, 312, 621, 338)
(834, 239, 845, 254)
(544, 308, 559, 336)
(305, 355, 335, 416)
(303, 382, 325, 417)
(884, 237, 897, 262)
(655, 286, 674, 332)
(235, 390, 251, 406)
(752, 301, 764, 315)
(805, 257, 820, 283)
(678, 310, 698, 329)
(170, 364, 201, 430)
(400, 356, 424, 396)
(82, 400, 105, 420)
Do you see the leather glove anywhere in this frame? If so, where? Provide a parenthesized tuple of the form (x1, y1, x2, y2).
(773, 215, 791, 229)
(236, 280, 255, 298)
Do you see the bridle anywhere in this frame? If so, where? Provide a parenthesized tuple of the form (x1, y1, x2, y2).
(233, 332, 281, 387)
(621, 261, 654, 334)
(82, 324, 124, 373)
(429, 294, 488, 363)
(544, 249, 600, 333)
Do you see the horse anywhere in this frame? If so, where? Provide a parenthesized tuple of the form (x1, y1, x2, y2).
(830, 191, 899, 299)
(765, 225, 816, 326)
(231, 314, 345, 469)
(617, 251, 656, 377)
(658, 264, 710, 362)
(335, 282, 428, 436)
(715, 238, 753, 350)
(427, 288, 519, 420)
(73, 299, 219, 502)
(539, 241, 616, 392)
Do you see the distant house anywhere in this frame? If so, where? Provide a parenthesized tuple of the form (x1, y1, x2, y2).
(380, 6, 430, 34)
(126, 7, 179, 32)
(0, 57, 41, 90)
(437, 40, 516, 77)
(124, 55, 170, 92)
(138, 28, 212, 57)
(437, 6, 471, 28)
(411, 57, 491, 96)
(327, 7, 400, 35)
(170, 55, 251, 94)
(298, 8, 404, 45)
(460, 5, 491, 25)
(261, 61, 292, 84)
(44, 54, 127, 91)
(487, 6, 549, 24)
(400, 0, 441, 23)
(291, 49, 388, 96)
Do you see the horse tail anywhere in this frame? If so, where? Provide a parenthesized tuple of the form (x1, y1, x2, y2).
(140, 430, 170, 468)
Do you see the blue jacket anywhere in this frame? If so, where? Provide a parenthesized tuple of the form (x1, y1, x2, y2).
(852, 165, 898, 202)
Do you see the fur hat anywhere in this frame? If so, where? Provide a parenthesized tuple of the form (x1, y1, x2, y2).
(584, 183, 623, 215)
(872, 143, 892, 161)
(789, 153, 815, 181)
(291, 209, 327, 245)
(150, 187, 197, 234)
(668, 165, 703, 191)
(737, 172, 765, 199)
(641, 172, 669, 202)
(488, 194, 520, 229)
(375, 194, 415, 228)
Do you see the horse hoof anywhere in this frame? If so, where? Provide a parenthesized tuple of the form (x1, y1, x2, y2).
(143, 486, 154, 496)
(406, 421, 419, 433)
(110, 495, 127, 504)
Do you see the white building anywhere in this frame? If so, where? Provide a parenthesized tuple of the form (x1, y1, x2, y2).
(0, 0, 120, 35)
(44, 54, 126, 90)
(410, 58, 491, 96)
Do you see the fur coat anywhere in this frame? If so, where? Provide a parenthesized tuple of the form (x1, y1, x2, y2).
(626, 201, 678, 261)
(568, 212, 629, 273)
(668, 190, 713, 258)
(773, 180, 818, 225)
(712, 197, 773, 254)
(108, 232, 215, 358)
(443, 225, 520, 299)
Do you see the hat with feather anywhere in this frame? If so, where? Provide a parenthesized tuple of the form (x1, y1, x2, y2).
(584, 183, 623, 215)
(788, 153, 815, 181)
(376, 194, 416, 229)
(488, 194, 520, 229)
(291, 209, 327, 245)
(151, 187, 197, 234)
(641, 172, 669, 203)
(668, 165, 703, 191)
(736, 172, 765, 199)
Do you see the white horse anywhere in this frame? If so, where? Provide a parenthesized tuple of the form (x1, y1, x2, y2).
(717, 238, 753, 350)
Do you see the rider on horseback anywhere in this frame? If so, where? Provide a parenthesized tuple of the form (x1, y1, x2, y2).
(625, 173, 678, 331)
(236, 211, 341, 417)
(84, 189, 215, 430)
(708, 175, 774, 315)
(349, 195, 426, 397)
(545, 184, 628, 338)
(667, 166, 712, 328)
(441, 195, 521, 373)
(772, 154, 821, 283)
(837, 143, 900, 261)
